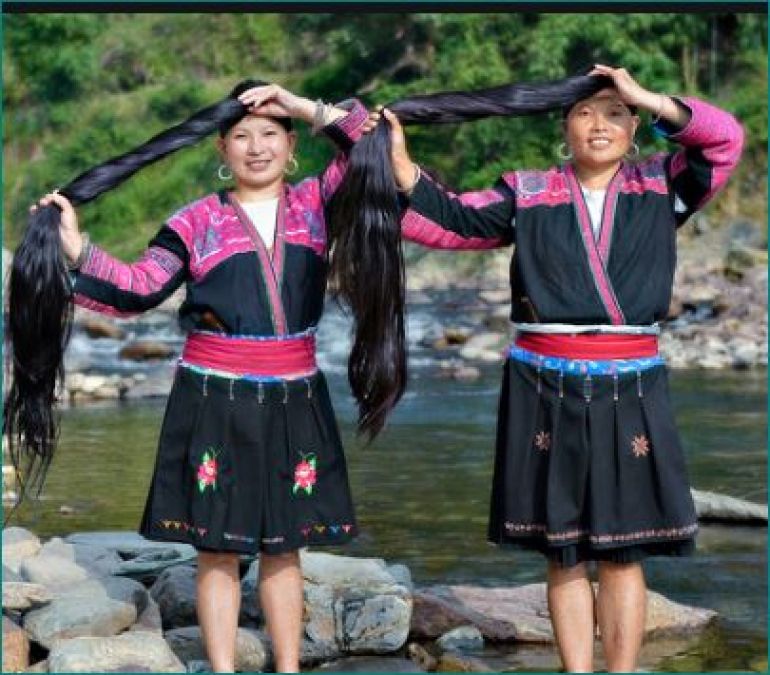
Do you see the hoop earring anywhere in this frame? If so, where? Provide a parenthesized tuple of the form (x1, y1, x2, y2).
(217, 164, 233, 181)
(284, 155, 299, 176)
(625, 142, 640, 159)
(557, 142, 573, 161)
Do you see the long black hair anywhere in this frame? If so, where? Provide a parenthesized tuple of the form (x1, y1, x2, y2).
(327, 73, 613, 439)
(4, 80, 268, 505)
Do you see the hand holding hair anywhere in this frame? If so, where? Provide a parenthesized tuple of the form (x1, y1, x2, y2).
(33, 192, 83, 263)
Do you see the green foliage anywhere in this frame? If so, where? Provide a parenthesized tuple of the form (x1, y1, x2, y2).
(4, 14, 104, 102)
(4, 12, 766, 257)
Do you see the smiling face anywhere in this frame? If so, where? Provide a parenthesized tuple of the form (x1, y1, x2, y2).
(564, 88, 640, 172)
(217, 114, 296, 194)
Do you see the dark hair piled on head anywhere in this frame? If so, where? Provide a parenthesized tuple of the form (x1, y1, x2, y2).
(4, 79, 266, 506)
(326, 73, 613, 440)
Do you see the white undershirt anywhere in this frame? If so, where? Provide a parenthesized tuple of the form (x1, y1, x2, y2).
(580, 186, 606, 239)
(241, 198, 279, 250)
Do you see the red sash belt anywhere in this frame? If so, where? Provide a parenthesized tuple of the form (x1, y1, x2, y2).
(182, 332, 316, 377)
(515, 333, 658, 360)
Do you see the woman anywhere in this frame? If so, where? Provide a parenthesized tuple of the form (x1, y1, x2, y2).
(22, 82, 369, 672)
(362, 65, 743, 671)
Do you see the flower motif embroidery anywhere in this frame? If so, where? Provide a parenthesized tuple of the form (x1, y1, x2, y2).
(534, 430, 551, 452)
(292, 453, 317, 496)
(197, 449, 219, 493)
(631, 434, 650, 458)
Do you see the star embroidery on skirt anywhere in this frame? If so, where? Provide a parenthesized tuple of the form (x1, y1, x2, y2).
(534, 430, 551, 452)
(631, 434, 651, 458)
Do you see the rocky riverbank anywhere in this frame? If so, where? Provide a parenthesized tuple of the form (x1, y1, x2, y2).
(1, 527, 741, 673)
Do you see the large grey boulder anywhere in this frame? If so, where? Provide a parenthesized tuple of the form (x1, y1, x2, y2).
(47, 632, 185, 672)
(300, 551, 413, 662)
(412, 584, 717, 643)
(64, 531, 196, 582)
(116, 544, 197, 583)
(165, 625, 269, 672)
(150, 565, 198, 628)
(2, 581, 52, 611)
(23, 576, 148, 648)
(39, 536, 124, 576)
(2, 527, 41, 574)
(20, 553, 90, 588)
(692, 489, 767, 524)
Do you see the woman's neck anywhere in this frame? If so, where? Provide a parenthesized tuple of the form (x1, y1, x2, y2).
(573, 162, 622, 190)
(233, 182, 283, 203)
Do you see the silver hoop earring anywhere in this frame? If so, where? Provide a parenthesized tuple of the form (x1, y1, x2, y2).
(217, 164, 233, 181)
(557, 142, 573, 161)
(625, 142, 640, 159)
(284, 155, 299, 176)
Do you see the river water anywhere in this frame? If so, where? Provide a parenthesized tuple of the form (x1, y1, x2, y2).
(10, 294, 768, 671)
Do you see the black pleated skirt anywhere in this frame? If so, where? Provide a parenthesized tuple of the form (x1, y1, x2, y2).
(487, 357, 698, 567)
(139, 366, 357, 555)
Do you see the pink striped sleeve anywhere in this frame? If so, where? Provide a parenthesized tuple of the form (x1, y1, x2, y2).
(663, 96, 744, 210)
(73, 238, 186, 317)
(400, 172, 514, 250)
(401, 208, 507, 250)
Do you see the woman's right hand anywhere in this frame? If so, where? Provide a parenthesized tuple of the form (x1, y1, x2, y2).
(31, 191, 83, 263)
(364, 106, 420, 193)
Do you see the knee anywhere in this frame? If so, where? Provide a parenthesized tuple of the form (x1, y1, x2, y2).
(548, 561, 590, 586)
(197, 550, 240, 573)
(259, 550, 300, 577)
(598, 561, 645, 583)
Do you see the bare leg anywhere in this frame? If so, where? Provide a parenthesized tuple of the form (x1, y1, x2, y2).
(547, 561, 596, 672)
(259, 550, 303, 673)
(596, 561, 646, 673)
(197, 550, 241, 673)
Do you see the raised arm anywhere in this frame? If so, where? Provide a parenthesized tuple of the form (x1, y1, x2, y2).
(401, 172, 515, 249)
(588, 64, 744, 226)
(72, 225, 188, 318)
(34, 191, 188, 317)
(371, 107, 514, 250)
(656, 97, 744, 225)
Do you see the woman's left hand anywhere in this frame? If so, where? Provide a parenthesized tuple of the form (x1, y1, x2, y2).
(589, 64, 660, 112)
(237, 84, 315, 123)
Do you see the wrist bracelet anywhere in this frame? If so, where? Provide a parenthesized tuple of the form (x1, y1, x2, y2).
(310, 99, 335, 136)
(396, 164, 421, 195)
(66, 232, 90, 270)
(651, 95, 667, 125)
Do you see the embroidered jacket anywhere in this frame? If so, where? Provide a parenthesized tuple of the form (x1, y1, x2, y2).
(72, 100, 368, 336)
(401, 97, 744, 326)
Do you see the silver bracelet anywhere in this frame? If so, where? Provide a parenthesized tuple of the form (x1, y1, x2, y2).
(310, 99, 335, 136)
(66, 232, 90, 271)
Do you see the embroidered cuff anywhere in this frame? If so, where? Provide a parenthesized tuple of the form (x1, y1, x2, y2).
(322, 98, 368, 144)
(653, 96, 736, 146)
